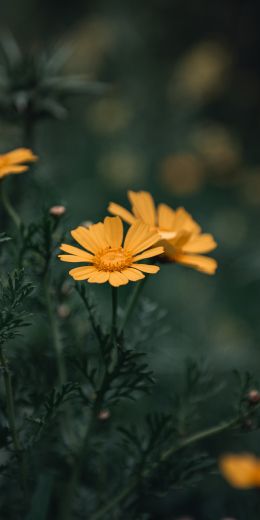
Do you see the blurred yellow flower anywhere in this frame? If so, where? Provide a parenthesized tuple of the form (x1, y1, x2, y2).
(59, 216, 163, 287)
(108, 191, 217, 275)
(0, 148, 37, 179)
(220, 454, 260, 488)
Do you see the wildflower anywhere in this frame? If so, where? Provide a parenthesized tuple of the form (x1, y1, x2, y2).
(108, 190, 217, 274)
(59, 216, 163, 287)
(49, 205, 66, 217)
(219, 454, 260, 488)
(0, 148, 37, 179)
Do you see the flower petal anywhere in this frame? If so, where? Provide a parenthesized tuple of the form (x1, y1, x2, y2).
(158, 203, 176, 230)
(71, 226, 100, 254)
(219, 454, 260, 488)
(131, 263, 160, 274)
(59, 254, 94, 263)
(181, 233, 217, 254)
(3, 148, 38, 164)
(88, 271, 110, 283)
(60, 243, 94, 261)
(124, 221, 159, 254)
(122, 267, 145, 281)
(128, 191, 156, 225)
(108, 202, 136, 225)
(174, 207, 201, 234)
(69, 266, 97, 280)
(109, 272, 129, 286)
(133, 246, 164, 261)
(173, 253, 217, 274)
(104, 216, 123, 248)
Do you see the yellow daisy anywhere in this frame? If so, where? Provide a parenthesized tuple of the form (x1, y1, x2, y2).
(0, 148, 38, 179)
(59, 216, 164, 287)
(220, 454, 260, 488)
(108, 190, 217, 275)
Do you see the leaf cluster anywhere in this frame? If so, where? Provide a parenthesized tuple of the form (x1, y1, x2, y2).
(0, 32, 108, 124)
(0, 270, 34, 345)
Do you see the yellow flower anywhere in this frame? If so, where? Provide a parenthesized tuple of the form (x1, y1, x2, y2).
(108, 190, 217, 275)
(219, 454, 260, 488)
(0, 148, 38, 179)
(59, 216, 164, 287)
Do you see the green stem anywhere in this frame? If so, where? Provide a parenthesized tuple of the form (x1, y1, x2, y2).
(111, 287, 118, 343)
(119, 277, 147, 335)
(44, 275, 66, 386)
(89, 415, 238, 520)
(0, 180, 21, 229)
(0, 348, 27, 494)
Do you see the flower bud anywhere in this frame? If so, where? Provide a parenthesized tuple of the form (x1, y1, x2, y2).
(49, 205, 66, 217)
(57, 304, 71, 319)
(247, 390, 260, 404)
(98, 409, 110, 421)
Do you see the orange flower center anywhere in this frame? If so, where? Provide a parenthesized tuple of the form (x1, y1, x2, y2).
(94, 247, 132, 272)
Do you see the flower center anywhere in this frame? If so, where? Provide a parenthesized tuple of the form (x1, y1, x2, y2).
(94, 247, 132, 272)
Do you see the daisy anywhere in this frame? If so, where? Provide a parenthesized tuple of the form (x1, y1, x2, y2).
(0, 148, 38, 179)
(59, 216, 164, 287)
(108, 190, 217, 275)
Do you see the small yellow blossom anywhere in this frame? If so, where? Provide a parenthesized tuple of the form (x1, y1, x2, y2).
(59, 216, 164, 287)
(108, 190, 217, 275)
(0, 148, 38, 179)
(220, 454, 260, 488)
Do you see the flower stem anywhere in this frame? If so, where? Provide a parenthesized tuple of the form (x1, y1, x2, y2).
(89, 415, 238, 520)
(111, 286, 118, 343)
(119, 277, 147, 335)
(0, 180, 21, 229)
(0, 348, 27, 494)
(44, 275, 66, 386)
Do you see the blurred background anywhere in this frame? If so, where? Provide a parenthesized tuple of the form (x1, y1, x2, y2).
(1, 1, 260, 518)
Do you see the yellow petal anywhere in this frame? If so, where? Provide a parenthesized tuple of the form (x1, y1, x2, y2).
(109, 272, 129, 286)
(60, 243, 94, 261)
(59, 254, 94, 263)
(173, 253, 217, 274)
(88, 271, 110, 283)
(158, 203, 176, 230)
(131, 263, 160, 274)
(220, 454, 260, 488)
(174, 207, 201, 234)
(124, 221, 159, 254)
(104, 216, 123, 248)
(181, 233, 217, 254)
(108, 202, 136, 225)
(128, 190, 156, 225)
(122, 267, 145, 281)
(71, 227, 100, 254)
(133, 246, 164, 261)
(88, 222, 108, 249)
(69, 266, 97, 280)
(3, 148, 38, 164)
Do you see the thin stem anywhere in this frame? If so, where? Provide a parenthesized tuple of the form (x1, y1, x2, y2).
(0, 348, 27, 494)
(44, 275, 66, 386)
(89, 415, 239, 520)
(0, 180, 21, 229)
(111, 287, 118, 342)
(119, 277, 147, 335)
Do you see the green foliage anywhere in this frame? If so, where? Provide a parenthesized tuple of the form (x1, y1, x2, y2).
(0, 32, 108, 125)
(0, 269, 33, 345)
